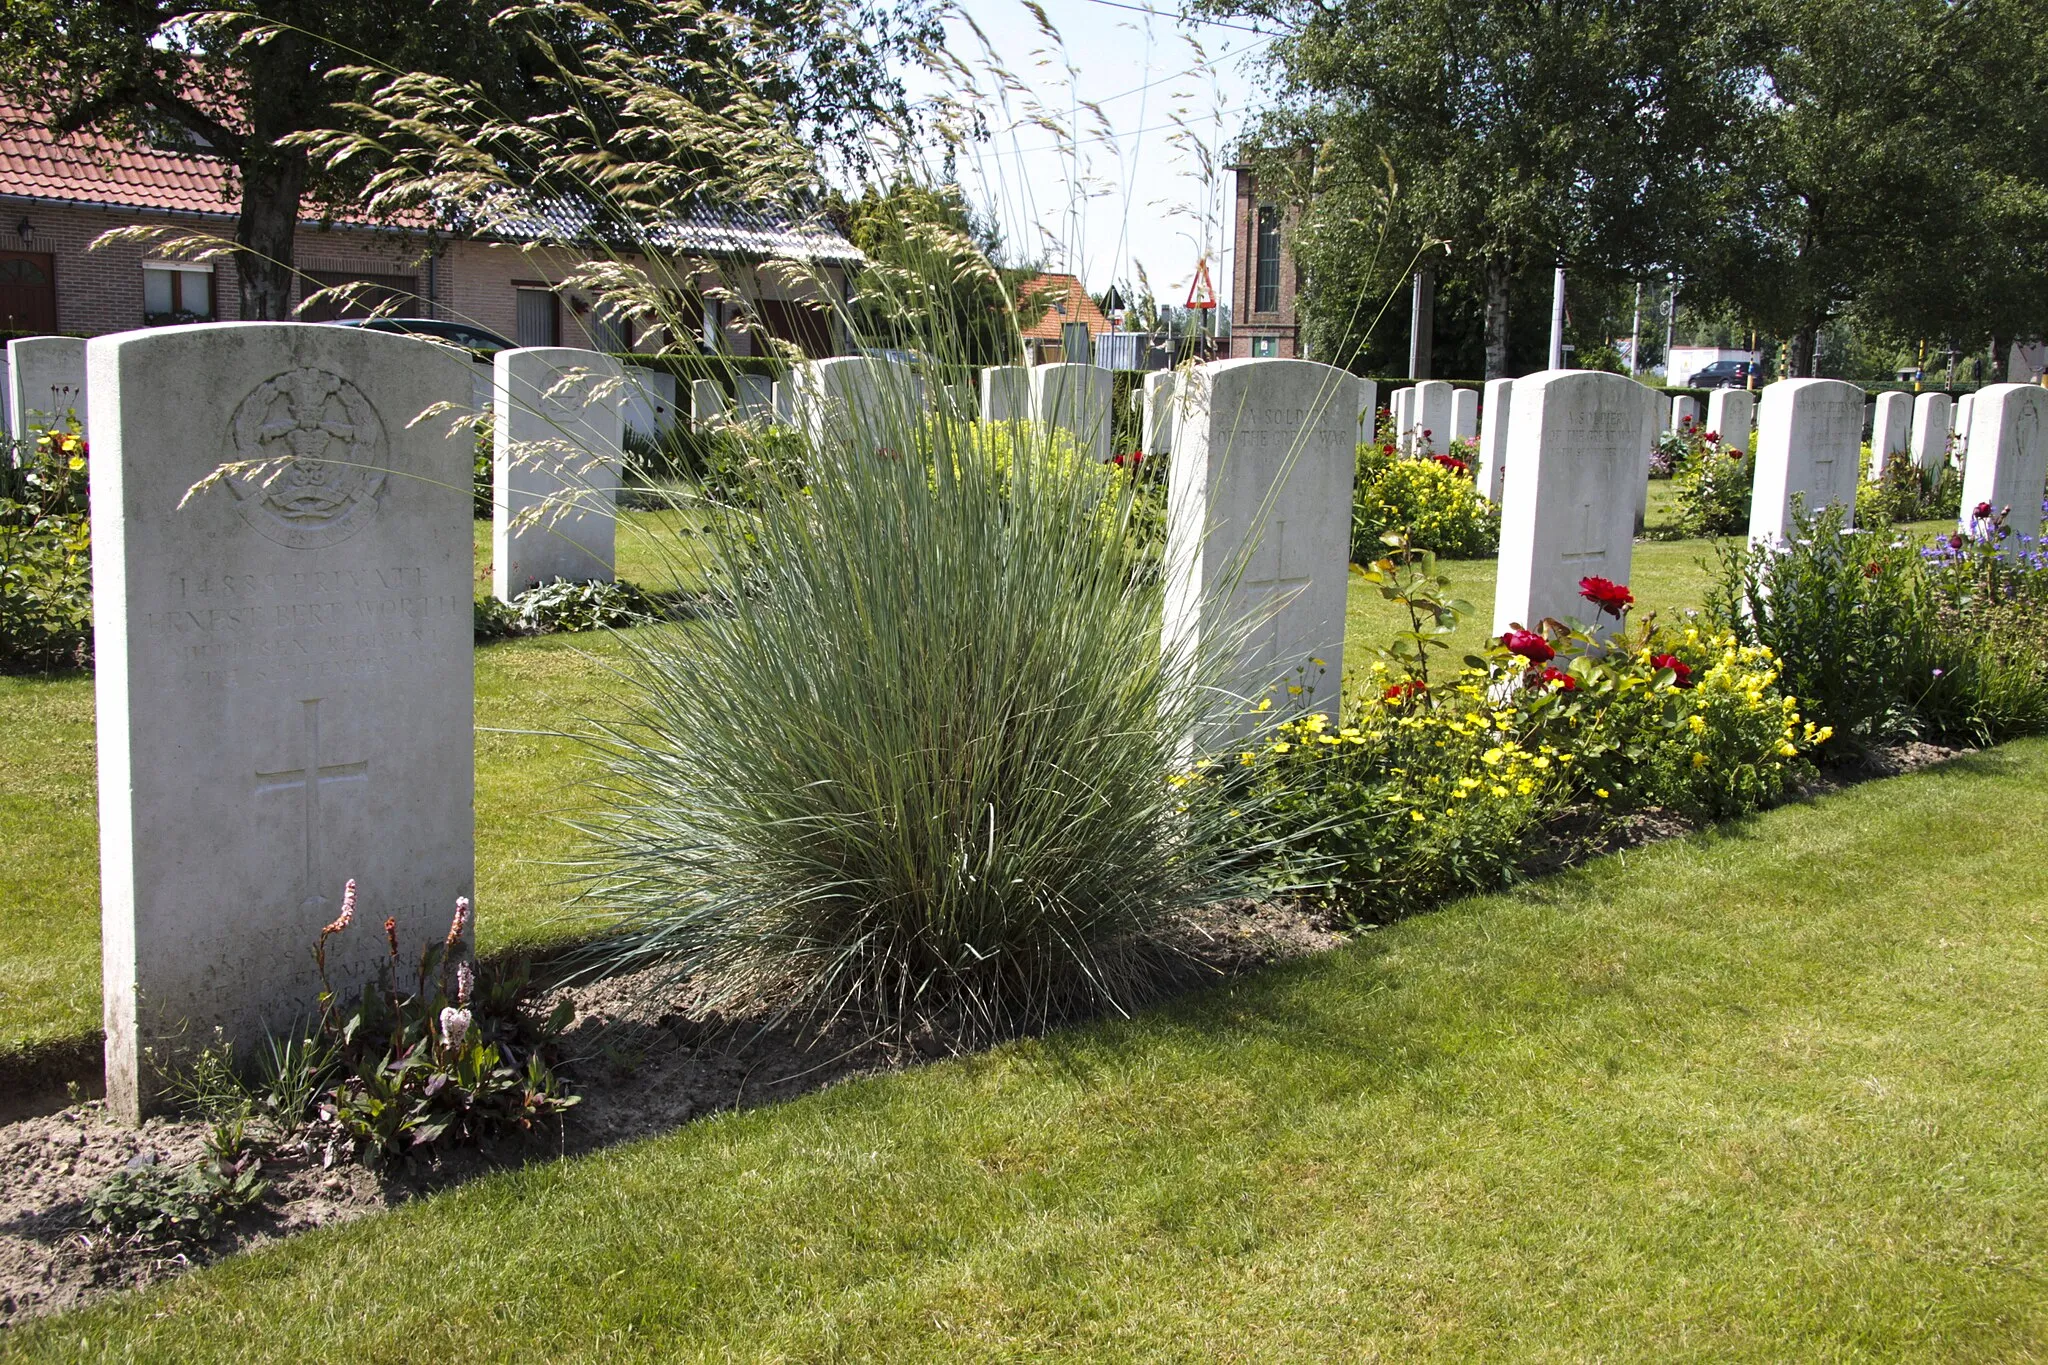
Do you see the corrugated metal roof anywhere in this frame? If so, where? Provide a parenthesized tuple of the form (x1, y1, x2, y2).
(0, 101, 862, 263)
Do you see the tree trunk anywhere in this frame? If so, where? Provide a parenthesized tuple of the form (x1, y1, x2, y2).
(234, 145, 308, 321)
(1790, 326, 1818, 379)
(1483, 260, 1510, 379)
(1989, 335, 2009, 384)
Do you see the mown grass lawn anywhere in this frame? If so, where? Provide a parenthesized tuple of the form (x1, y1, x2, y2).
(9, 739, 2046, 1360)
(0, 493, 1944, 1059)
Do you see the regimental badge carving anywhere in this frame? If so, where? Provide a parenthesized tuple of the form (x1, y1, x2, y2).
(224, 368, 390, 549)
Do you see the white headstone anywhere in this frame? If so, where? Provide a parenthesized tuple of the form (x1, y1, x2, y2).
(1633, 381, 1661, 534)
(1493, 370, 1648, 639)
(793, 356, 913, 448)
(620, 366, 676, 440)
(1867, 391, 1911, 479)
(942, 382, 976, 421)
(1953, 393, 1976, 453)
(770, 380, 792, 425)
(1748, 378, 1865, 544)
(1910, 392, 1952, 472)
(1451, 387, 1479, 443)
(1142, 370, 1177, 457)
(1959, 384, 2048, 540)
(8, 335, 88, 442)
(1163, 358, 1360, 724)
(1355, 377, 1379, 444)
(1414, 380, 1454, 456)
(690, 378, 726, 427)
(1030, 362, 1114, 464)
(1475, 378, 1513, 502)
(0, 354, 10, 434)
(1705, 388, 1755, 452)
(1670, 394, 1700, 433)
(493, 347, 625, 599)
(736, 373, 774, 423)
(89, 323, 474, 1120)
(979, 365, 1030, 423)
(1391, 387, 1416, 454)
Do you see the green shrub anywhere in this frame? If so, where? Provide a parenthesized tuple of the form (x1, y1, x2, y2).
(0, 420, 93, 671)
(473, 414, 494, 519)
(698, 421, 810, 505)
(1707, 506, 1946, 752)
(1666, 429, 1754, 538)
(1856, 451, 1959, 525)
(578, 411, 1272, 1043)
(1245, 545, 1821, 916)
(1351, 440, 1500, 561)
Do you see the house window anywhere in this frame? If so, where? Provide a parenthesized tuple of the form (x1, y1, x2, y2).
(143, 263, 214, 324)
(1254, 206, 1281, 314)
(514, 285, 559, 347)
(1251, 336, 1277, 358)
(590, 302, 633, 353)
(297, 269, 417, 321)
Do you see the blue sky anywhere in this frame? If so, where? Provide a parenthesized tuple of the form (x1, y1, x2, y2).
(909, 0, 1278, 301)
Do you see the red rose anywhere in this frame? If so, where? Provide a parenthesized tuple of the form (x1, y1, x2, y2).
(1535, 666, 1577, 692)
(1578, 575, 1634, 617)
(1501, 628, 1555, 663)
(1650, 653, 1694, 687)
(1383, 678, 1427, 703)
(1863, 561, 1883, 578)
(1110, 453, 1127, 467)
(1430, 453, 1469, 474)
(1974, 501, 1994, 519)
(1948, 532, 1967, 549)
(1703, 430, 1720, 442)
(1727, 447, 1745, 460)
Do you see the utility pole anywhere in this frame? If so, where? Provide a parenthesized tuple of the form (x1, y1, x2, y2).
(1547, 267, 1566, 370)
(1408, 269, 1434, 379)
(1663, 274, 1678, 380)
(1629, 282, 1642, 377)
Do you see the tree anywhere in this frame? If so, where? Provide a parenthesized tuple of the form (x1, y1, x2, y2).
(828, 181, 1029, 367)
(0, 0, 935, 320)
(1210, 0, 1760, 377)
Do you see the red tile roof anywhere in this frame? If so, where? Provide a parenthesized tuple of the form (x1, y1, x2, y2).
(1017, 272, 1110, 340)
(0, 100, 242, 216)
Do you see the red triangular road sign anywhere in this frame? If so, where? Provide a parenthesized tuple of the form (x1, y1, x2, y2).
(1185, 258, 1217, 310)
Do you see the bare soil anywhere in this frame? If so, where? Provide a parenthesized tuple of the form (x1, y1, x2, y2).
(0, 739, 1968, 1328)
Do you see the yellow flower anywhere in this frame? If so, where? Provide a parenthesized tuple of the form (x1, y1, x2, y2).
(1239, 751, 1255, 766)
(1777, 742, 1797, 756)
(1287, 684, 1304, 696)
(1410, 809, 1427, 822)
(1516, 778, 1534, 795)
(1272, 740, 1292, 754)
(1481, 747, 1505, 766)
(1692, 751, 1710, 768)
(1256, 697, 1273, 712)
(1490, 785, 1509, 798)
(1596, 788, 1610, 799)
(1688, 714, 1707, 734)
(1311, 658, 1326, 668)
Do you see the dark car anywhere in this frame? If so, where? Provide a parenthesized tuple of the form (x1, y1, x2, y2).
(1686, 358, 1758, 389)
(328, 316, 515, 358)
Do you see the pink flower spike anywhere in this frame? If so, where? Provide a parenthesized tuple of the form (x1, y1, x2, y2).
(444, 896, 471, 952)
(321, 880, 357, 938)
(456, 961, 475, 1006)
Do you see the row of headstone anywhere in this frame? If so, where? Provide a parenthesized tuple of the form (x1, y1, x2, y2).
(81, 323, 2048, 1122)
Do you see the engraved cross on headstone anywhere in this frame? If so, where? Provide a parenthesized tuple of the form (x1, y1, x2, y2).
(1241, 518, 1311, 676)
(1559, 499, 1607, 567)
(255, 698, 367, 916)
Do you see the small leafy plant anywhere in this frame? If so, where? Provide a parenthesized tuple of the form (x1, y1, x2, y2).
(0, 418, 93, 671)
(1352, 439, 1501, 561)
(82, 1155, 268, 1250)
(1664, 424, 1754, 538)
(305, 883, 579, 1165)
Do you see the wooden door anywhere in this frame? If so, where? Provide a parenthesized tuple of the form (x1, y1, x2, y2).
(0, 252, 57, 333)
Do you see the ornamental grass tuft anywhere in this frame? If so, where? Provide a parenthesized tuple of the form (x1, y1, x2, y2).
(574, 400, 1276, 1044)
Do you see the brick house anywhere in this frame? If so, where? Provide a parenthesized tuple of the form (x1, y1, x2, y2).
(1226, 162, 1302, 360)
(0, 102, 859, 355)
(1014, 272, 1111, 364)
